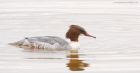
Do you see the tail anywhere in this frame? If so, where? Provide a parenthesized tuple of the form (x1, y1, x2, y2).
(8, 41, 22, 46)
(8, 42, 16, 45)
(8, 39, 27, 46)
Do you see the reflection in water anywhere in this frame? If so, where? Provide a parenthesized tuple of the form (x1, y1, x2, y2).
(66, 50, 89, 71)
(22, 47, 89, 71)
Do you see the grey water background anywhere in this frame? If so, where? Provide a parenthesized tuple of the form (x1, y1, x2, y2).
(0, 0, 140, 73)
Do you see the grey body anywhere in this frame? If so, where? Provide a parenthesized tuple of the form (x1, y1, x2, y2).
(9, 36, 71, 50)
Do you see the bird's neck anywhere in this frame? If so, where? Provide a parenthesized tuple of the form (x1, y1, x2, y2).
(70, 41, 80, 50)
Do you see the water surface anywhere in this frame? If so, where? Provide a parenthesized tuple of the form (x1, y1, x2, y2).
(0, 0, 140, 73)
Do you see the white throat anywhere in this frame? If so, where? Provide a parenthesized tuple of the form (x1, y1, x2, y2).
(70, 41, 80, 50)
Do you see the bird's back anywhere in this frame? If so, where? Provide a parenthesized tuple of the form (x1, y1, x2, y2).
(9, 36, 71, 50)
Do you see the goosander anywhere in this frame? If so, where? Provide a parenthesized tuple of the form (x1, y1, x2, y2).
(9, 25, 96, 50)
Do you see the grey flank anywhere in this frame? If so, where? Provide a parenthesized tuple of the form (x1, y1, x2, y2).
(9, 36, 71, 50)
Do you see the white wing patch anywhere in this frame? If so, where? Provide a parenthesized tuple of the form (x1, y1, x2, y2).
(30, 41, 61, 50)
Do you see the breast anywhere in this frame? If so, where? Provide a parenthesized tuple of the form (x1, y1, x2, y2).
(9, 36, 72, 50)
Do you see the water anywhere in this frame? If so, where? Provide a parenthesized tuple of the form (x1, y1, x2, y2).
(0, 0, 140, 73)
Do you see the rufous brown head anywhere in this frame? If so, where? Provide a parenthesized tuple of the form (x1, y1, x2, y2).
(66, 25, 96, 42)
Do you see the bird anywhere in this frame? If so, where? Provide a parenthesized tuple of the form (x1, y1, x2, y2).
(9, 25, 96, 51)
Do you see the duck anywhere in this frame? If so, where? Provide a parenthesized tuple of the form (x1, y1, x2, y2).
(9, 25, 96, 50)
